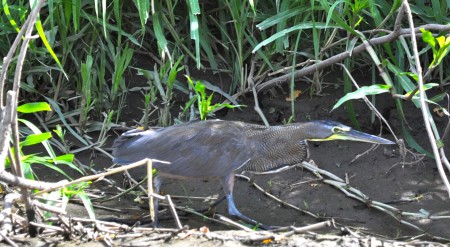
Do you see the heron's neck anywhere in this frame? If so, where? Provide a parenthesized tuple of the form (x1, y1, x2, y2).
(284, 122, 319, 141)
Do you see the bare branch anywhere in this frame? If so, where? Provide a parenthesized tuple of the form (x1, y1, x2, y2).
(0, 92, 15, 171)
(256, 22, 450, 92)
(401, 1, 450, 196)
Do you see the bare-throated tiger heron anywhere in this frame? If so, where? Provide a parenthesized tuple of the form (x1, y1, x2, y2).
(112, 120, 394, 228)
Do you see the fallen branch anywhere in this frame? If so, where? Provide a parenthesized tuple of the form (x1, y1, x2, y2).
(35, 158, 168, 195)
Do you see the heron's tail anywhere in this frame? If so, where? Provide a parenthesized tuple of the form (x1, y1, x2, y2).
(112, 129, 149, 164)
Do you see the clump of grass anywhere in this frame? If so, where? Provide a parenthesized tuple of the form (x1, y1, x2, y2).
(2, 0, 450, 189)
(186, 76, 244, 120)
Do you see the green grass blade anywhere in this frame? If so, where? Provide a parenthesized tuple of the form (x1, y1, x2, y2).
(53, 154, 83, 174)
(256, 6, 308, 31)
(18, 118, 57, 160)
(78, 192, 96, 220)
(72, 0, 80, 31)
(45, 97, 88, 146)
(63, 0, 72, 23)
(2, 0, 20, 32)
(199, 15, 218, 70)
(253, 22, 338, 53)
(153, 12, 170, 59)
(101, 0, 107, 37)
(35, 17, 67, 78)
(332, 85, 391, 111)
(82, 11, 140, 46)
(188, 0, 200, 68)
(318, 0, 360, 35)
(199, 80, 239, 105)
(94, 0, 99, 18)
(402, 125, 433, 158)
(135, 0, 149, 34)
(188, 0, 200, 14)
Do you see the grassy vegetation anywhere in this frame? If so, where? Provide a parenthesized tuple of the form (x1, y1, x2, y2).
(0, 1, 447, 124)
(1, 0, 450, 203)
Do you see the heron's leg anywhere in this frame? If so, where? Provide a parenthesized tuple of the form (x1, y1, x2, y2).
(221, 174, 271, 230)
(152, 175, 162, 226)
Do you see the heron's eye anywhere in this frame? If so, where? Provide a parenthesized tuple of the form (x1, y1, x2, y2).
(332, 126, 350, 133)
(331, 127, 341, 133)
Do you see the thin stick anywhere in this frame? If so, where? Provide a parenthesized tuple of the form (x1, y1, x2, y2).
(32, 200, 67, 215)
(215, 214, 253, 232)
(300, 161, 427, 231)
(0, 193, 21, 244)
(248, 58, 269, 126)
(338, 63, 398, 142)
(165, 195, 182, 229)
(281, 220, 334, 237)
(402, 0, 450, 196)
(235, 174, 318, 219)
(0, 92, 15, 172)
(35, 159, 169, 195)
(10, 0, 48, 235)
(0, 231, 18, 247)
(147, 160, 154, 223)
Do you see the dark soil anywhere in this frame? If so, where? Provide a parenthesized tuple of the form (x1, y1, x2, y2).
(29, 65, 450, 245)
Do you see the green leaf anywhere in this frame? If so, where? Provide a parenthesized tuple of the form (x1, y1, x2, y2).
(421, 28, 436, 52)
(101, 0, 107, 37)
(22, 155, 66, 178)
(2, 0, 20, 32)
(77, 192, 96, 220)
(18, 118, 57, 160)
(21, 132, 52, 147)
(166, 56, 184, 98)
(211, 103, 243, 110)
(200, 80, 240, 105)
(54, 153, 74, 163)
(188, 0, 200, 14)
(421, 29, 450, 68)
(434, 36, 450, 66)
(21, 160, 35, 180)
(398, 72, 418, 82)
(35, 16, 67, 79)
(21, 154, 78, 180)
(188, 7, 200, 68)
(436, 36, 448, 48)
(253, 22, 339, 53)
(429, 92, 446, 104)
(45, 97, 88, 146)
(72, 0, 81, 31)
(134, 0, 149, 34)
(181, 97, 198, 116)
(404, 83, 439, 98)
(332, 85, 391, 111)
(17, 102, 51, 113)
(53, 154, 83, 175)
(256, 6, 307, 30)
(402, 126, 433, 158)
(153, 13, 169, 58)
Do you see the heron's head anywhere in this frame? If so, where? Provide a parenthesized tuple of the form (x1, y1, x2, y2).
(306, 120, 395, 145)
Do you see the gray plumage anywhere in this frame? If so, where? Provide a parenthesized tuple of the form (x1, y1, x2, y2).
(113, 120, 311, 176)
(112, 119, 394, 228)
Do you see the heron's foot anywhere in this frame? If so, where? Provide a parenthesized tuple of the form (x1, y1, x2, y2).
(228, 208, 272, 230)
(226, 194, 272, 230)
